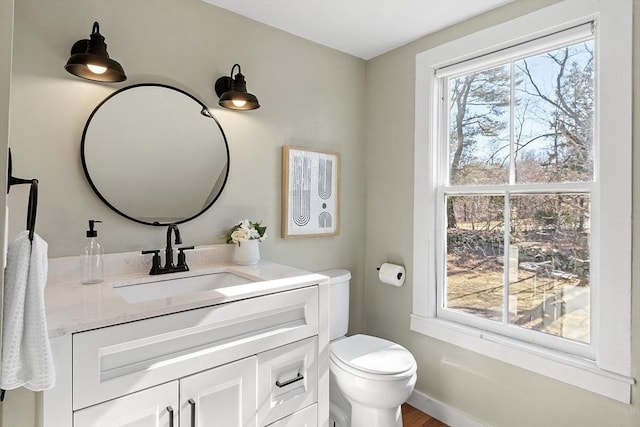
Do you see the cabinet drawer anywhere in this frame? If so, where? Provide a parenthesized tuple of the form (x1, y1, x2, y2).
(257, 337, 318, 426)
(73, 381, 178, 427)
(266, 404, 317, 427)
(73, 286, 318, 410)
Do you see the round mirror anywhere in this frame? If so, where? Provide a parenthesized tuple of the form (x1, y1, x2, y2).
(81, 83, 229, 226)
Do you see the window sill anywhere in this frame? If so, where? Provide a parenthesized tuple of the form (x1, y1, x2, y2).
(410, 314, 634, 403)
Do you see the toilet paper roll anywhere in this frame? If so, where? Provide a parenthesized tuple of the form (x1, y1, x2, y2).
(378, 263, 406, 287)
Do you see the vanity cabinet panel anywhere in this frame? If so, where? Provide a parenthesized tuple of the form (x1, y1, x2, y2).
(266, 404, 317, 427)
(73, 381, 178, 427)
(180, 356, 257, 427)
(257, 337, 318, 426)
(72, 287, 318, 410)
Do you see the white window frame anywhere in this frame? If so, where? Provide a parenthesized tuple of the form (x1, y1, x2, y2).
(411, 0, 634, 403)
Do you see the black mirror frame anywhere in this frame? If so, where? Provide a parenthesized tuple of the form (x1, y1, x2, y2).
(80, 83, 230, 226)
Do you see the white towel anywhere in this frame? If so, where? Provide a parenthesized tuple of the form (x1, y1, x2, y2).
(0, 230, 55, 391)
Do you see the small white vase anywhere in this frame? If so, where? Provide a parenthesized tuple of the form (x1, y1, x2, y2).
(233, 240, 260, 265)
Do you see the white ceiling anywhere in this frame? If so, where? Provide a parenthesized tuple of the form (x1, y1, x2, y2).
(202, 0, 512, 60)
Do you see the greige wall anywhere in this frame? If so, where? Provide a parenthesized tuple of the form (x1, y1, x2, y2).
(2, 0, 366, 424)
(364, 1, 640, 426)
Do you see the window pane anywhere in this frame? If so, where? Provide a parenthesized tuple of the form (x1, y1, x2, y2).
(514, 41, 594, 184)
(446, 195, 504, 321)
(448, 66, 510, 185)
(508, 194, 590, 343)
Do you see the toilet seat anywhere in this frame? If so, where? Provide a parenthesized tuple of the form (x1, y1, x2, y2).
(330, 334, 416, 380)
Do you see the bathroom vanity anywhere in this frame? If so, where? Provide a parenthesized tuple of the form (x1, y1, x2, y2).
(41, 245, 329, 427)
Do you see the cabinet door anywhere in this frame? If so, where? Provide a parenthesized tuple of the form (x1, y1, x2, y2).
(73, 381, 178, 427)
(180, 356, 257, 427)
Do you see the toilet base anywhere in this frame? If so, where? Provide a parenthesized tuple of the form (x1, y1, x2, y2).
(350, 402, 403, 427)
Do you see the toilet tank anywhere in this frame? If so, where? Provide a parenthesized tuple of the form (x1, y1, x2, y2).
(318, 269, 351, 341)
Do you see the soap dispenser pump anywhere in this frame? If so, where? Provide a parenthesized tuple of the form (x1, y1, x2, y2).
(81, 220, 104, 284)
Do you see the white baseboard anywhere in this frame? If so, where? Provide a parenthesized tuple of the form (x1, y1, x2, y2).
(406, 389, 484, 427)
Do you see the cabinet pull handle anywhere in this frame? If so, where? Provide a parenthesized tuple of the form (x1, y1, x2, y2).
(188, 398, 196, 427)
(166, 406, 174, 427)
(275, 372, 304, 388)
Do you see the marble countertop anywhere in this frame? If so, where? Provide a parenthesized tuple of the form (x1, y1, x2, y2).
(45, 245, 328, 337)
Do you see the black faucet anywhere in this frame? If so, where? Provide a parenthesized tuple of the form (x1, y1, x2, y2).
(142, 224, 194, 275)
(165, 224, 182, 269)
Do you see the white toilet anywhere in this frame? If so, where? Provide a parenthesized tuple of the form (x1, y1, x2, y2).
(320, 269, 417, 427)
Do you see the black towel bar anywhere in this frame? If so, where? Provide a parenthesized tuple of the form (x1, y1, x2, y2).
(7, 148, 39, 241)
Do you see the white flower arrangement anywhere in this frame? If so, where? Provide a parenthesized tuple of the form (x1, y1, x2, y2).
(226, 219, 267, 244)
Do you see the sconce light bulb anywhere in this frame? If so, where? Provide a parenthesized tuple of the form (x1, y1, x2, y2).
(232, 99, 247, 108)
(87, 63, 108, 75)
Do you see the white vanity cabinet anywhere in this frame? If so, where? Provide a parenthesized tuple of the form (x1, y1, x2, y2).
(43, 282, 328, 427)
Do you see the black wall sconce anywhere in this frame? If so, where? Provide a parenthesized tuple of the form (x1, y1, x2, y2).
(215, 64, 260, 110)
(65, 22, 126, 83)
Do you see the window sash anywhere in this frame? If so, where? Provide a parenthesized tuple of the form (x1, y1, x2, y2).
(434, 26, 596, 358)
(435, 188, 594, 358)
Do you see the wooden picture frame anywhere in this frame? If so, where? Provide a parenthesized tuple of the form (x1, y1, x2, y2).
(282, 145, 340, 238)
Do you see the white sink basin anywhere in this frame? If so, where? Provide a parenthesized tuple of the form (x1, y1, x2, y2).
(113, 271, 255, 303)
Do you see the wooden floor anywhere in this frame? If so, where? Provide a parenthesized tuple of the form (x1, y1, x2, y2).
(402, 404, 449, 427)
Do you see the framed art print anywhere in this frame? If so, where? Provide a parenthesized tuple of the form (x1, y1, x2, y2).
(282, 145, 340, 238)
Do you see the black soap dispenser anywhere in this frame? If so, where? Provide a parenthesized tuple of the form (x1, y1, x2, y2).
(80, 220, 104, 284)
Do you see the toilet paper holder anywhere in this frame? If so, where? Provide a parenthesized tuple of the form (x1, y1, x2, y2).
(376, 265, 404, 280)
(376, 263, 406, 286)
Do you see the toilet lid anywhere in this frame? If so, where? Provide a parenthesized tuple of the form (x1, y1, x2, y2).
(330, 334, 416, 375)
